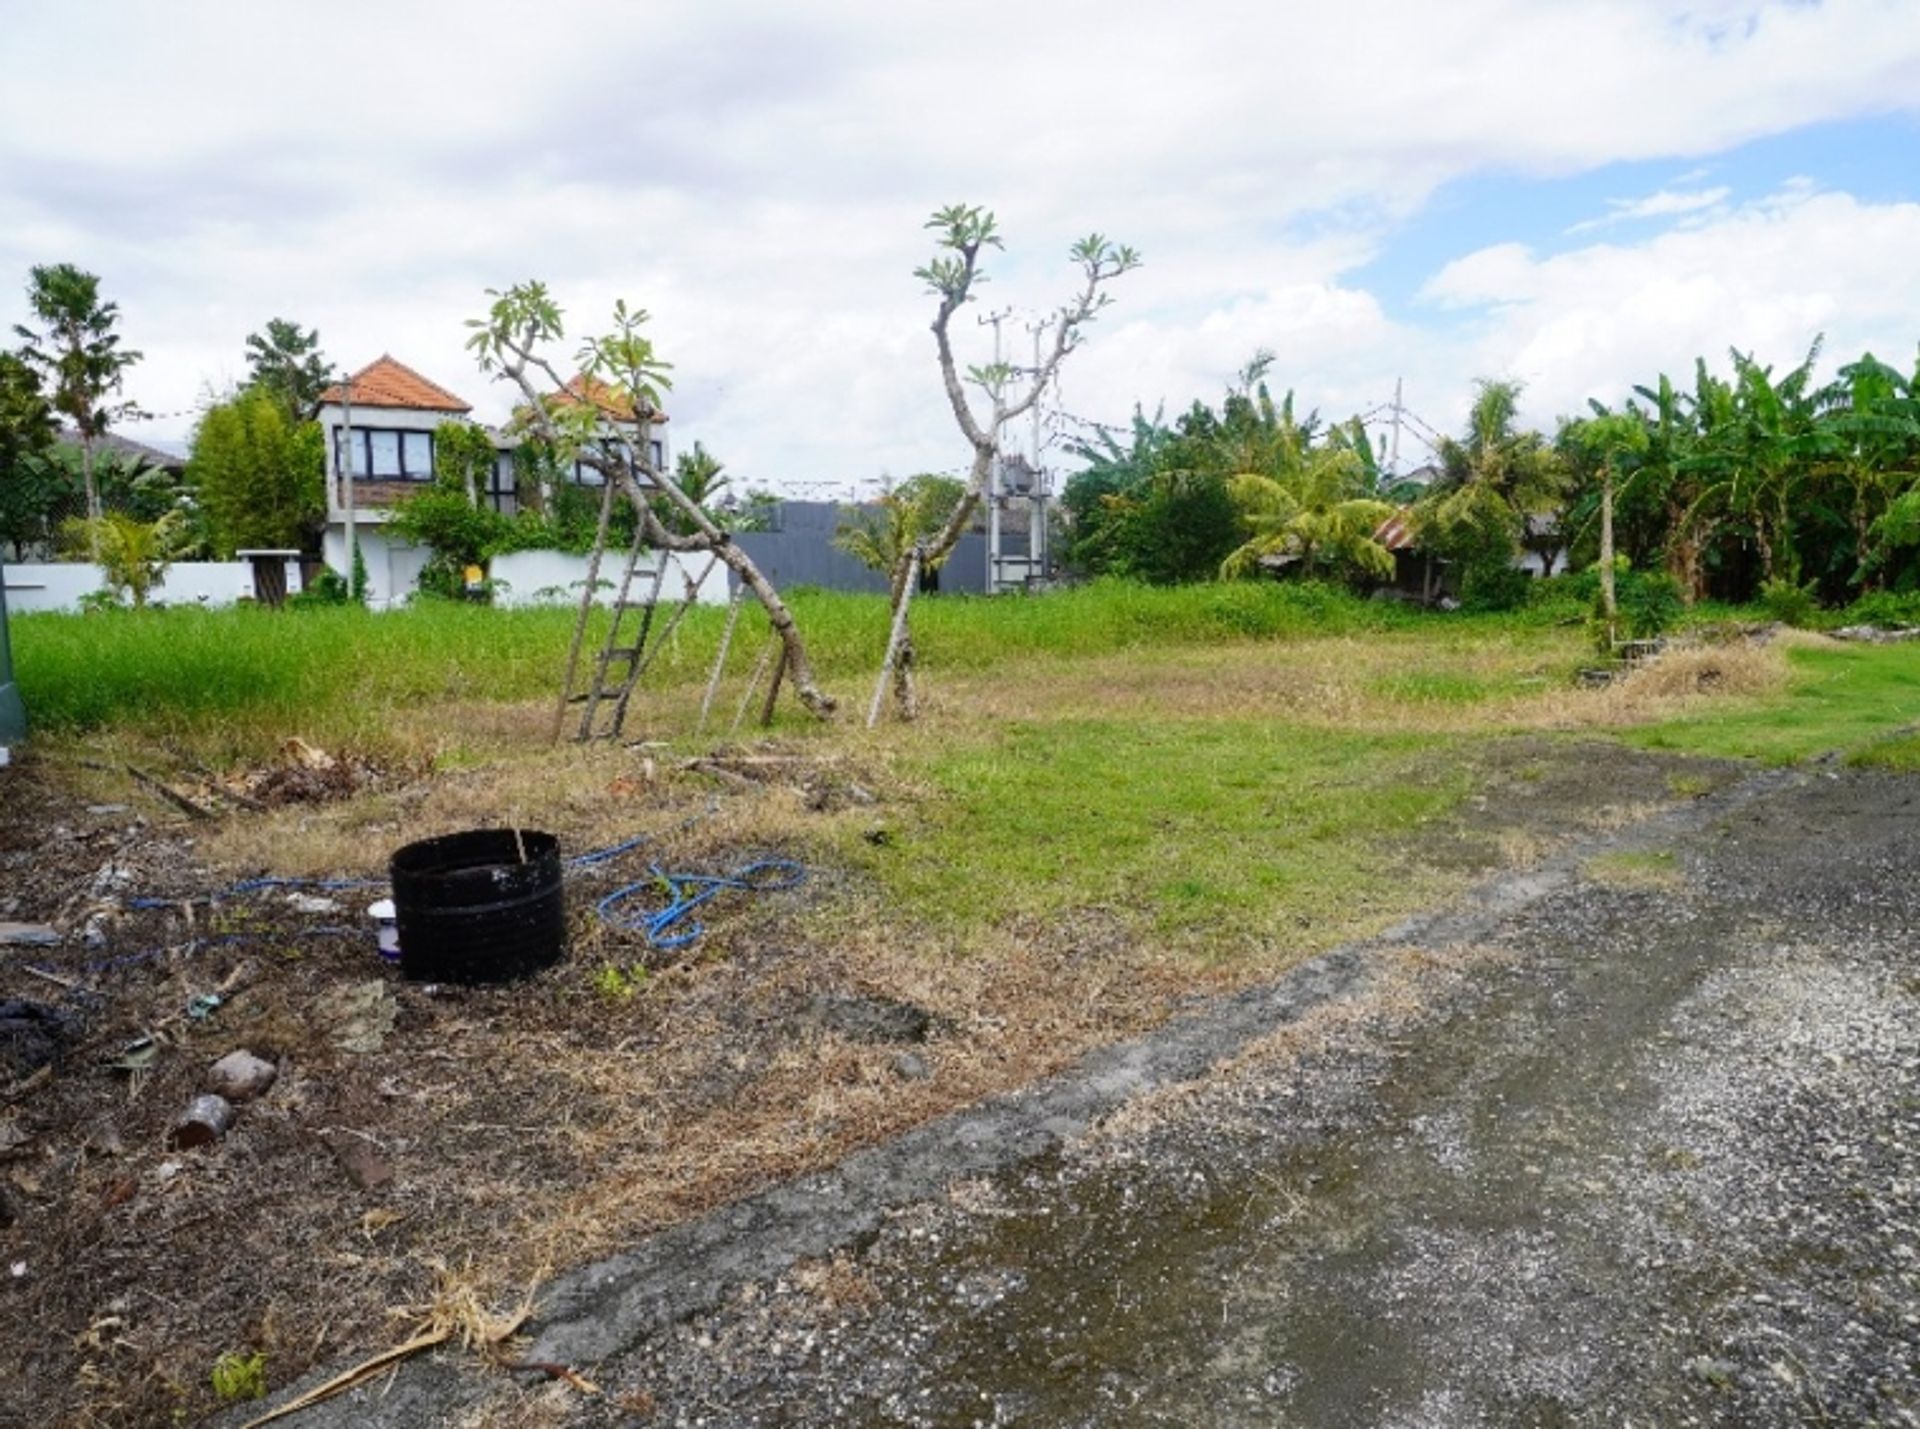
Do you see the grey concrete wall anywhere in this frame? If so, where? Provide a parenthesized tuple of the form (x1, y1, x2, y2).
(730, 502, 990, 596)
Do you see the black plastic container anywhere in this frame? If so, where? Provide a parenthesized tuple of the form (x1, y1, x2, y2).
(389, 829, 565, 984)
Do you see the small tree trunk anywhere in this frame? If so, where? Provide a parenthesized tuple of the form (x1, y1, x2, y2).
(82, 436, 101, 560)
(869, 545, 922, 728)
(1599, 466, 1618, 646)
(620, 480, 836, 719)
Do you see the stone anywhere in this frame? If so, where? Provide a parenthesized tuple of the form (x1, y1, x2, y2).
(314, 980, 398, 1054)
(893, 1052, 932, 1082)
(323, 1130, 394, 1190)
(206, 1050, 277, 1102)
(808, 994, 934, 1045)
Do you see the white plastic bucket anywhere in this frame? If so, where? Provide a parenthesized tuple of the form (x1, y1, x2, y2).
(367, 898, 401, 963)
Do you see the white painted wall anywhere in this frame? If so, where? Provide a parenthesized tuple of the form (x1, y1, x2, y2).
(319, 527, 433, 611)
(2, 559, 304, 614)
(491, 549, 729, 607)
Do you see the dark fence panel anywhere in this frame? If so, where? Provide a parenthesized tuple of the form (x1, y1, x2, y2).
(728, 501, 991, 597)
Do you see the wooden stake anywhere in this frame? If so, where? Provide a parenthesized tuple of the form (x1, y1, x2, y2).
(697, 586, 747, 734)
(730, 640, 777, 737)
(552, 477, 619, 745)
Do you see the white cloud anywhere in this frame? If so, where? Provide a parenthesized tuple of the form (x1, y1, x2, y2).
(0, 0, 1917, 485)
(1566, 186, 1732, 233)
(1420, 186, 1920, 426)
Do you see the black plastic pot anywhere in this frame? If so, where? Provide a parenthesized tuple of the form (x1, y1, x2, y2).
(389, 829, 565, 984)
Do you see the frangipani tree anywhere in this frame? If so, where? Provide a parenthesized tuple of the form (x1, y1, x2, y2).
(467, 283, 835, 719)
(894, 204, 1138, 717)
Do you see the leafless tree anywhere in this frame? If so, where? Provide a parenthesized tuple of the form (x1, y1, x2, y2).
(879, 206, 1138, 719)
(467, 284, 835, 719)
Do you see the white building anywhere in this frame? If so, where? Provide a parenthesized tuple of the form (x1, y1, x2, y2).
(315, 356, 691, 609)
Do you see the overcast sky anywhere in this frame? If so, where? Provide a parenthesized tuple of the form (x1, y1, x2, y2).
(4, 0, 1918, 493)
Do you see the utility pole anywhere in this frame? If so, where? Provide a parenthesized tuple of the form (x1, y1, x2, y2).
(339, 366, 358, 603)
(978, 307, 1011, 594)
(1388, 376, 1404, 479)
(1029, 319, 1048, 584)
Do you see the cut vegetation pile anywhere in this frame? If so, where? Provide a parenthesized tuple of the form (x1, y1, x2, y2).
(2, 586, 1914, 1425)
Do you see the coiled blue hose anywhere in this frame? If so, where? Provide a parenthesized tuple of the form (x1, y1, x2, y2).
(33, 802, 803, 975)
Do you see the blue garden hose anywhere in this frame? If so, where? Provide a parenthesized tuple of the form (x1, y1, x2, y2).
(31, 803, 803, 975)
(594, 859, 808, 951)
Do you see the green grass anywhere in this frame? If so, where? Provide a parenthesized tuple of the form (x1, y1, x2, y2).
(1584, 848, 1682, 889)
(7, 580, 1436, 750)
(856, 715, 1468, 955)
(1629, 642, 1920, 764)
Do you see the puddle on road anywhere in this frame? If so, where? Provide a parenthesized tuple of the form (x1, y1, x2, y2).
(849, 885, 1740, 1427)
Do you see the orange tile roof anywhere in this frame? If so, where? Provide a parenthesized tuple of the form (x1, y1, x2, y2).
(548, 373, 668, 424)
(317, 355, 472, 413)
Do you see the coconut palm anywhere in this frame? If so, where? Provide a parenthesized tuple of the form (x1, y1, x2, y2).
(1219, 445, 1394, 582)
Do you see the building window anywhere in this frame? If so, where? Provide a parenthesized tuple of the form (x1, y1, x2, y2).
(489, 452, 516, 513)
(333, 426, 435, 481)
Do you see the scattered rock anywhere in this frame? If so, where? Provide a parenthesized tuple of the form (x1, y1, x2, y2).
(284, 892, 342, 915)
(323, 1130, 393, 1190)
(167, 1094, 234, 1150)
(313, 980, 398, 1054)
(206, 1050, 277, 1102)
(1685, 1355, 1738, 1388)
(0, 999, 78, 1078)
(893, 1052, 932, 1082)
(0, 922, 59, 948)
(1831, 624, 1920, 644)
(84, 804, 129, 817)
(846, 783, 878, 806)
(809, 994, 934, 1045)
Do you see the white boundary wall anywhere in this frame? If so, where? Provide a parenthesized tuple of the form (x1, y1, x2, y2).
(2, 559, 303, 615)
(490, 549, 730, 608)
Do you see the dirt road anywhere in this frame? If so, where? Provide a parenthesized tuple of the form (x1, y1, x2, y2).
(258, 760, 1920, 1426)
(569, 765, 1920, 1427)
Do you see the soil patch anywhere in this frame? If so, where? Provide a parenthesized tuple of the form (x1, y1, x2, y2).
(1, 732, 1739, 1426)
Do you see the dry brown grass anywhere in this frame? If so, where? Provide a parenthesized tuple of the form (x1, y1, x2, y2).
(9, 623, 1806, 1425)
(1511, 640, 1792, 733)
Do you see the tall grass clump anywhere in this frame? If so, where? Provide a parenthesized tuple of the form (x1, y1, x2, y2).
(13, 579, 1435, 746)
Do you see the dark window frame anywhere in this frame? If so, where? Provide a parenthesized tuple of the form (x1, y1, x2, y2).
(331, 425, 437, 483)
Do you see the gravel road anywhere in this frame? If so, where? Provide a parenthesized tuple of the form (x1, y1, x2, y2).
(587, 766, 1920, 1427)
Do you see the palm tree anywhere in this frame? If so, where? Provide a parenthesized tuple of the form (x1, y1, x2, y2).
(1682, 343, 1828, 587)
(1414, 379, 1565, 602)
(1219, 446, 1394, 582)
(1816, 353, 1920, 590)
(15, 264, 142, 556)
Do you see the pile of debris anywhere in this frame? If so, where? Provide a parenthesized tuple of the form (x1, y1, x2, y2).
(1829, 624, 1920, 644)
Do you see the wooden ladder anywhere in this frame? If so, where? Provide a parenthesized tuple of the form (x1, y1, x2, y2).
(554, 478, 720, 744)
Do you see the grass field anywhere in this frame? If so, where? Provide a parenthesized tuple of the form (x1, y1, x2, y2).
(9, 583, 1920, 1425)
(11, 580, 1426, 751)
(13, 586, 1919, 962)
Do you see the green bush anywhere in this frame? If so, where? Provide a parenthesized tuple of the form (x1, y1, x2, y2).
(1457, 557, 1532, 613)
(1839, 590, 1920, 628)
(1619, 569, 1684, 639)
(1758, 578, 1818, 629)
